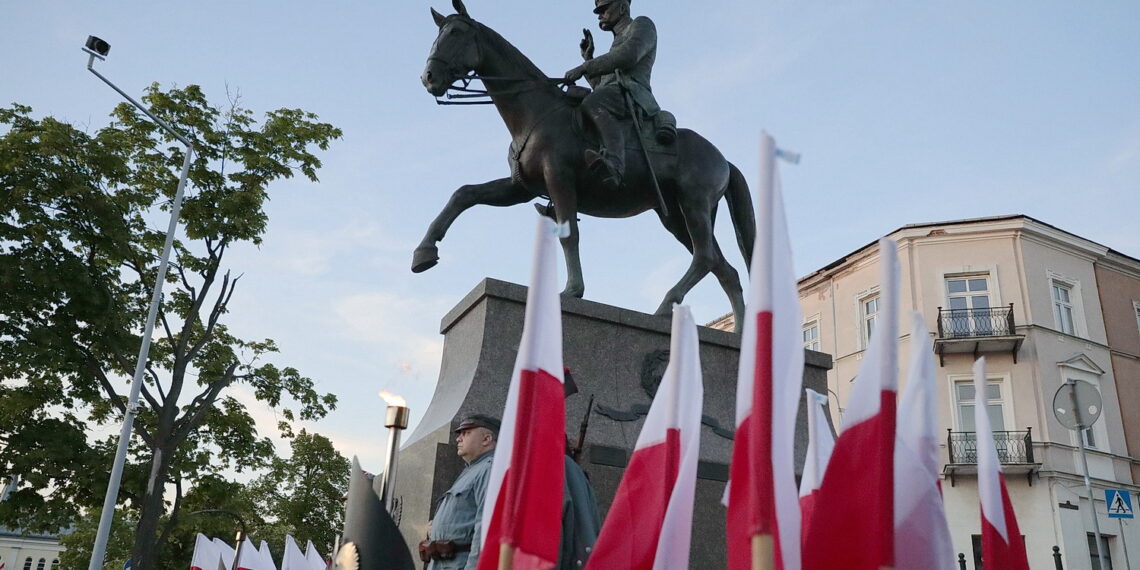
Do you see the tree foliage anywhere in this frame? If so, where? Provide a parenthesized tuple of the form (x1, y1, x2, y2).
(0, 85, 343, 569)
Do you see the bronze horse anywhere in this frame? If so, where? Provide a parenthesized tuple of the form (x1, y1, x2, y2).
(416, 0, 755, 331)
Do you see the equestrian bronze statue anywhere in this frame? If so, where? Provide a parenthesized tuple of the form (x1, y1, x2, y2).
(415, 0, 756, 332)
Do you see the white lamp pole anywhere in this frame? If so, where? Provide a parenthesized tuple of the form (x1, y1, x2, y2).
(83, 36, 195, 570)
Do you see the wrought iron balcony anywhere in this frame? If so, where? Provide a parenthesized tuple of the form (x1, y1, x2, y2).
(933, 304, 1024, 366)
(943, 428, 1039, 486)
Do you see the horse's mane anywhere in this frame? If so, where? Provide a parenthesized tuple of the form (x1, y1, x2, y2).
(470, 18, 555, 83)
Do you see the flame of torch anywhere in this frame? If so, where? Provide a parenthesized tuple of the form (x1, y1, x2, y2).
(379, 390, 407, 407)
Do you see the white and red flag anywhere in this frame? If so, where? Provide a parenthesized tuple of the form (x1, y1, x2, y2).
(725, 132, 803, 570)
(586, 305, 704, 570)
(476, 216, 567, 570)
(303, 541, 326, 570)
(213, 538, 235, 570)
(281, 536, 305, 570)
(797, 388, 833, 540)
(235, 538, 262, 570)
(190, 533, 220, 570)
(894, 312, 955, 569)
(974, 357, 1031, 570)
(802, 238, 899, 570)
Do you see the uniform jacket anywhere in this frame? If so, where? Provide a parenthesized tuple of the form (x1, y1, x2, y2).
(582, 15, 660, 115)
(429, 450, 494, 570)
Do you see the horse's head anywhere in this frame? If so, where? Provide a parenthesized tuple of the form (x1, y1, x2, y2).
(422, 0, 480, 97)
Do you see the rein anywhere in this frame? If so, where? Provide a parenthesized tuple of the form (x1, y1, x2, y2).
(434, 71, 566, 106)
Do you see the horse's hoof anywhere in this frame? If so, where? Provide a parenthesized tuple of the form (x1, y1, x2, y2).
(411, 246, 439, 273)
(560, 287, 585, 299)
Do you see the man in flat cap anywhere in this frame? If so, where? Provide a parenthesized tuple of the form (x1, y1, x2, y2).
(564, 0, 660, 192)
(420, 414, 500, 570)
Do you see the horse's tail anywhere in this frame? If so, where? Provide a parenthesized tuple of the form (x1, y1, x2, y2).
(724, 161, 756, 272)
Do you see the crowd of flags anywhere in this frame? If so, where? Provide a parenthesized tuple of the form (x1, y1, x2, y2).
(189, 534, 326, 570)
(471, 132, 1033, 570)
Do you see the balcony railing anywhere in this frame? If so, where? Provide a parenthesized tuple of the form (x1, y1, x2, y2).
(937, 304, 1016, 339)
(947, 428, 1035, 464)
(944, 428, 1039, 486)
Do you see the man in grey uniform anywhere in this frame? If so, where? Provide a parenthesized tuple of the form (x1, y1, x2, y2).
(420, 414, 499, 570)
(564, 0, 660, 192)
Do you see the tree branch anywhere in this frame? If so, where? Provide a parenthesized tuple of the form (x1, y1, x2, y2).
(172, 361, 240, 443)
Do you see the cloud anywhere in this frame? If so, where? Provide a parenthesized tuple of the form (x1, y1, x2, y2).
(270, 221, 417, 276)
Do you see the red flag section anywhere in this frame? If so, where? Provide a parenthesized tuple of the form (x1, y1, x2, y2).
(726, 133, 803, 570)
(974, 357, 1030, 570)
(587, 305, 703, 570)
(477, 216, 566, 570)
(802, 238, 899, 570)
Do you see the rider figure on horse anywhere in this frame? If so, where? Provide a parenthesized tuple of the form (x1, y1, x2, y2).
(564, 0, 661, 192)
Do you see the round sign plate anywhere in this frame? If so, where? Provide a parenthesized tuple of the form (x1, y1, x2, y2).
(1052, 379, 1103, 431)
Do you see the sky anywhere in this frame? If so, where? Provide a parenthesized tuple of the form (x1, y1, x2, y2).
(3, 1, 1139, 473)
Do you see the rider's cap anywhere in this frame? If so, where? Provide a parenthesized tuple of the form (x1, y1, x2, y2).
(455, 414, 501, 435)
(594, 0, 628, 14)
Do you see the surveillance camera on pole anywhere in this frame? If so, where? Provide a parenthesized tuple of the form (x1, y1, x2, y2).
(83, 34, 195, 570)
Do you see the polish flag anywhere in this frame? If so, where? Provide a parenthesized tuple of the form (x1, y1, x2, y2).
(236, 538, 274, 570)
(303, 541, 326, 570)
(190, 533, 219, 570)
(586, 305, 704, 570)
(281, 536, 305, 570)
(974, 357, 1030, 570)
(802, 238, 899, 570)
(725, 132, 804, 570)
(476, 216, 567, 570)
(213, 539, 235, 570)
(894, 312, 955, 569)
(797, 389, 834, 539)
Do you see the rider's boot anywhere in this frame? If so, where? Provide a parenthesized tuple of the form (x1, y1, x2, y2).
(584, 110, 625, 192)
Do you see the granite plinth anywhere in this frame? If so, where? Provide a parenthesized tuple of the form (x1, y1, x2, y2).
(391, 278, 833, 568)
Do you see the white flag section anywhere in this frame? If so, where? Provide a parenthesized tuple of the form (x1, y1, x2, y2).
(281, 536, 306, 570)
(586, 305, 703, 570)
(303, 541, 326, 570)
(797, 388, 834, 537)
(236, 537, 276, 570)
(477, 215, 566, 570)
(190, 533, 221, 570)
(894, 312, 955, 569)
(725, 132, 803, 570)
(214, 539, 235, 570)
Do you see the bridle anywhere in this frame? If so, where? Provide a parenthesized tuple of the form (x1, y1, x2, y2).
(429, 18, 567, 105)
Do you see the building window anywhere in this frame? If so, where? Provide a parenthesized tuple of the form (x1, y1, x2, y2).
(51, 561, 59, 570)
(23, 558, 32, 570)
(946, 275, 993, 335)
(35, 559, 45, 570)
(803, 321, 820, 351)
(861, 294, 880, 346)
(1088, 532, 1114, 570)
(955, 380, 1007, 433)
(1052, 280, 1076, 335)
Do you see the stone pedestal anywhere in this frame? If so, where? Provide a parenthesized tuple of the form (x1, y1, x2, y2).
(391, 278, 833, 568)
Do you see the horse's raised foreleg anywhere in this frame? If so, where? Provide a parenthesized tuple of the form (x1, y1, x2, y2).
(412, 177, 533, 273)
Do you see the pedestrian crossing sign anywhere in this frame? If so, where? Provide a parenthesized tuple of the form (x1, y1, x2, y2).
(1106, 489, 1134, 519)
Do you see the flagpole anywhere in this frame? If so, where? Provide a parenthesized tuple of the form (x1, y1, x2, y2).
(499, 544, 514, 570)
(751, 533, 773, 570)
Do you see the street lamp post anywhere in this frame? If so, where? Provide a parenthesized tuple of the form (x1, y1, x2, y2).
(83, 35, 196, 570)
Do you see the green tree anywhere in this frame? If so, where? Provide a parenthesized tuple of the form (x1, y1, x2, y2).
(0, 85, 342, 569)
(244, 430, 350, 556)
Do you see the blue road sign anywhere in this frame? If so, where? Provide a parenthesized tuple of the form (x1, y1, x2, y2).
(1106, 489, 1134, 519)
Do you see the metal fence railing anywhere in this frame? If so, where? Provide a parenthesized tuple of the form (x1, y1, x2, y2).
(937, 304, 1016, 339)
(947, 428, 1034, 464)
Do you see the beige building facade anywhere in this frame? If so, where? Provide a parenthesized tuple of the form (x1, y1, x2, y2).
(791, 216, 1140, 569)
